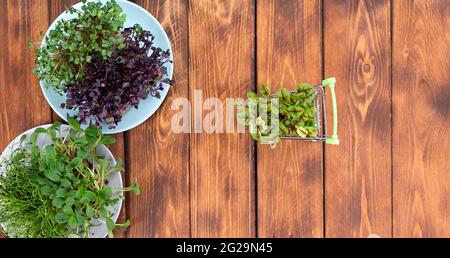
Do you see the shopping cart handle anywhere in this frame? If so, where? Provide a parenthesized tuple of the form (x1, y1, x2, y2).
(322, 78, 339, 145)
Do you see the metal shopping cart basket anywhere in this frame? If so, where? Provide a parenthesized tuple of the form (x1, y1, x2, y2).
(276, 77, 339, 145)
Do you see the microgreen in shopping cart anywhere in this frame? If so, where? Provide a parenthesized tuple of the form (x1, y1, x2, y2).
(237, 78, 339, 149)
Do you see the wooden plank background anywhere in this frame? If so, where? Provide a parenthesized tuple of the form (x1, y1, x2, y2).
(188, 0, 255, 237)
(324, 0, 392, 238)
(393, 0, 450, 238)
(0, 0, 449, 238)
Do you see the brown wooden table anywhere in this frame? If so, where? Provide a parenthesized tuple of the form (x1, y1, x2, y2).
(0, 0, 449, 238)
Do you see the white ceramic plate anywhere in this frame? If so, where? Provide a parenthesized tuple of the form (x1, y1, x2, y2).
(40, 0, 173, 134)
(0, 124, 123, 238)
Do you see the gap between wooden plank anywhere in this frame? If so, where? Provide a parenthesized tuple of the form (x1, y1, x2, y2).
(320, 0, 327, 238)
(253, 0, 259, 238)
(390, 0, 394, 239)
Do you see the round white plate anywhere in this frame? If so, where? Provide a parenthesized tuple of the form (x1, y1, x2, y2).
(0, 124, 123, 238)
(39, 0, 173, 134)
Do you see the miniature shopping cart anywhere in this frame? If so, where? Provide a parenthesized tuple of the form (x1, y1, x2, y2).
(277, 77, 339, 145)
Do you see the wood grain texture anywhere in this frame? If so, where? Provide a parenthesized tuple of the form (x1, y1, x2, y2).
(49, 0, 78, 16)
(127, 0, 190, 237)
(393, 0, 450, 238)
(256, 0, 323, 237)
(0, 0, 51, 146)
(189, 0, 255, 237)
(324, 0, 392, 237)
(0, 0, 51, 238)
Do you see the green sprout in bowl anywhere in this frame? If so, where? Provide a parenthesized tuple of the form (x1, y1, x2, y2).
(32, 0, 127, 92)
(29, 0, 173, 129)
(0, 118, 141, 238)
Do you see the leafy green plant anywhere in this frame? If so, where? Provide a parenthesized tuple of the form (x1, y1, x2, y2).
(32, 0, 126, 92)
(30, 0, 173, 129)
(237, 84, 318, 148)
(0, 118, 141, 238)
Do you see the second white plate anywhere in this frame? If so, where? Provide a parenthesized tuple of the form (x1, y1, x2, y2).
(0, 124, 123, 238)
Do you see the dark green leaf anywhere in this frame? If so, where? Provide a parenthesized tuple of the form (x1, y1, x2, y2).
(106, 217, 116, 232)
(70, 157, 82, 168)
(86, 135, 98, 145)
(19, 134, 27, 144)
(75, 212, 85, 226)
(45, 170, 60, 182)
(34, 127, 47, 134)
(129, 179, 142, 196)
(100, 207, 109, 218)
(76, 149, 88, 159)
(86, 205, 94, 218)
(76, 189, 86, 199)
(63, 204, 73, 215)
(30, 133, 38, 144)
(75, 138, 88, 146)
(65, 196, 76, 206)
(100, 136, 116, 145)
(60, 178, 71, 188)
(44, 145, 57, 157)
(56, 188, 66, 198)
(52, 198, 65, 208)
(68, 216, 78, 229)
(67, 117, 81, 131)
(85, 126, 99, 137)
(40, 185, 53, 196)
(80, 191, 96, 203)
(99, 187, 112, 199)
(55, 213, 68, 224)
(65, 190, 77, 198)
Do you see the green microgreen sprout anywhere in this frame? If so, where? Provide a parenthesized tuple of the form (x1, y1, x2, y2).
(0, 117, 141, 238)
(237, 84, 318, 149)
(31, 0, 126, 92)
